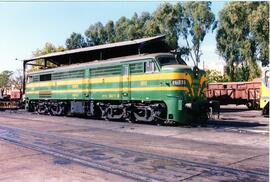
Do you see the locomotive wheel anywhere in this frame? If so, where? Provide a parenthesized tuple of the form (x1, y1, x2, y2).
(27, 101, 35, 112)
(50, 103, 65, 116)
(106, 107, 113, 120)
(36, 103, 48, 115)
(126, 112, 135, 123)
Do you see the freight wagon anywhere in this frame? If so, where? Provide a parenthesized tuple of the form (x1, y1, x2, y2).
(207, 81, 261, 109)
(0, 89, 22, 110)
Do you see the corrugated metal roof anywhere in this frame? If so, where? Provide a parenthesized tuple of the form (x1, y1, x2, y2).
(23, 35, 165, 62)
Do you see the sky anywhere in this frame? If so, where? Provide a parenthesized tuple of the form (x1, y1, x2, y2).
(0, 1, 226, 73)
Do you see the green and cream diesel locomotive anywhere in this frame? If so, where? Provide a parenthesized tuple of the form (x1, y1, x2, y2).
(25, 52, 209, 125)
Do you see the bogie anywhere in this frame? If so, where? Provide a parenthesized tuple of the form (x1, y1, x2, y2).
(28, 100, 168, 124)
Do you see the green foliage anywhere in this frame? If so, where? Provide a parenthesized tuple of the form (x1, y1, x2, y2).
(178, 2, 216, 66)
(153, 3, 181, 49)
(31, 42, 65, 72)
(144, 19, 160, 37)
(216, 2, 269, 81)
(0, 70, 22, 93)
(114, 16, 130, 41)
(9, 69, 23, 90)
(0, 70, 13, 89)
(66, 32, 87, 49)
(85, 22, 108, 45)
(33, 42, 65, 57)
(82, 2, 215, 53)
(104, 20, 115, 43)
(205, 70, 229, 83)
(248, 2, 269, 67)
(24, 2, 215, 72)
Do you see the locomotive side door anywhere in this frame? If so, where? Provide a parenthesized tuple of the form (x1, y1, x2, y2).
(87, 69, 91, 100)
(122, 65, 131, 100)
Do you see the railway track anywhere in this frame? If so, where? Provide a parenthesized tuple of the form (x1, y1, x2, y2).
(0, 124, 268, 182)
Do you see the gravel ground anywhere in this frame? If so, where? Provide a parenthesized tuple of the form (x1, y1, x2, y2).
(0, 105, 268, 181)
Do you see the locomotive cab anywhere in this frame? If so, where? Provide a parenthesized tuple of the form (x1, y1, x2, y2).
(154, 54, 209, 124)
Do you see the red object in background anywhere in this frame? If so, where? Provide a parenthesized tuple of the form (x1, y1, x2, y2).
(207, 81, 261, 109)
(10, 90, 21, 100)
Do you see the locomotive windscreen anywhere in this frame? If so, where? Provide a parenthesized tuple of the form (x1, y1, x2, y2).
(157, 56, 186, 66)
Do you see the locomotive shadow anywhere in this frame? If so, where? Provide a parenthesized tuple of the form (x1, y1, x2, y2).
(207, 119, 268, 128)
(219, 107, 250, 113)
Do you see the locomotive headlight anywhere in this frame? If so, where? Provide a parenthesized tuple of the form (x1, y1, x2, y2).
(193, 66, 199, 78)
(171, 79, 187, 86)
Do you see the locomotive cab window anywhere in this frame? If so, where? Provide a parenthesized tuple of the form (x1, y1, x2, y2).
(145, 61, 156, 73)
(157, 56, 179, 66)
(40, 74, 51, 81)
(27, 76, 33, 83)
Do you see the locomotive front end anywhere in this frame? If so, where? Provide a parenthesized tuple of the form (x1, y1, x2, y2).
(182, 66, 210, 124)
(157, 55, 209, 125)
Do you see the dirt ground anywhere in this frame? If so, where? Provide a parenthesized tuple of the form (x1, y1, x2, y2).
(0, 105, 268, 181)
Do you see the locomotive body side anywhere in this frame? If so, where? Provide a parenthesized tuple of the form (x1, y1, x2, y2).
(25, 53, 208, 124)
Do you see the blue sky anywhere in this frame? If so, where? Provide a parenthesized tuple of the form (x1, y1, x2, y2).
(0, 1, 225, 72)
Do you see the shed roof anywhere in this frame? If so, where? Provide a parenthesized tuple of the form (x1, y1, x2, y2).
(23, 35, 170, 66)
(28, 53, 175, 75)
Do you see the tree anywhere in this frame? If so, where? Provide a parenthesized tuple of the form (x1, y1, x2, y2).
(30, 42, 65, 72)
(205, 70, 229, 83)
(10, 69, 23, 90)
(114, 16, 130, 42)
(33, 42, 65, 57)
(66, 32, 87, 49)
(104, 20, 115, 43)
(178, 2, 216, 66)
(216, 2, 269, 81)
(248, 2, 269, 67)
(64, 2, 215, 65)
(0, 70, 13, 95)
(85, 22, 108, 45)
(144, 19, 160, 37)
(154, 2, 182, 49)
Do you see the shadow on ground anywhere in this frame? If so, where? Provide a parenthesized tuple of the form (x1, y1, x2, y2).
(219, 107, 250, 113)
(207, 120, 268, 128)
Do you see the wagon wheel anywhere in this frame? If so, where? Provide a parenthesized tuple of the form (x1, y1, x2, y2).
(246, 102, 255, 110)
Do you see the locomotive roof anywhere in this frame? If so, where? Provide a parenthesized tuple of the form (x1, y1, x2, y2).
(27, 53, 175, 75)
